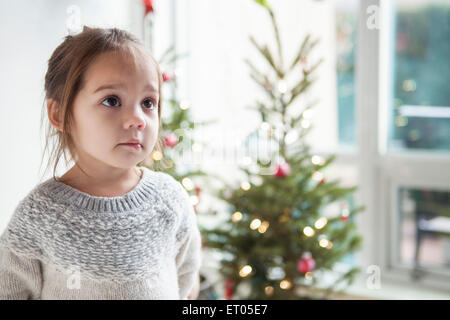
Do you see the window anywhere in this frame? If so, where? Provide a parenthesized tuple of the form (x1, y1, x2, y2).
(357, 0, 450, 292)
(398, 188, 450, 277)
(390, 1, 450, 151)
(336, 0, 358, 147)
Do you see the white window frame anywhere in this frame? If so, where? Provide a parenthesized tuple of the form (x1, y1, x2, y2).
(355, 0, 450, 293)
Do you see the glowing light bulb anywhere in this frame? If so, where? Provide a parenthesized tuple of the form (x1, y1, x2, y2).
(280, 279, 292, 290)
(265, 286, 274, 296)
(319, 238, 329, 248)
(239, 265, 252, 277)
(241, 181, 251, 191)
(182, 177, 194, 191)
(303, 226, 315, 237)
(152, 150, 163, 161)
(180, 100, 190, 110)
(250, 218, 262, 230)
(258, 221, 270, 233)
(314, 217, 328, 230)
(311, 155, 325, 166)
(231, 211, 243, 222)
(278, 80, 287, 94)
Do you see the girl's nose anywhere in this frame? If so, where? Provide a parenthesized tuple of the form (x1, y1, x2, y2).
(123, 105, 146, 130)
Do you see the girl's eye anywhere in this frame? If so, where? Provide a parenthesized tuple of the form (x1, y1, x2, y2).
(142, 98, 155, 110)
(101, 96, 156, 110)
(101, 96, 121, 108)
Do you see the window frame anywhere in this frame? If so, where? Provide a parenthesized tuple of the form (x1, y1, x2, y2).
(355, 0, 450, 293)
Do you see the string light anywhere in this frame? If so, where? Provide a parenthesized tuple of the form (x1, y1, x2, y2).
(182, 177, 194, 191)
(303, 226, 315, 237)
(152, 150, 163, 161)
(314, 217, 328, 230)
(311, 155, 325, 166)
(231, 211, 243, 222)
(239, 265, 252, 277)
(305, 272, 313, 280)
(250, 218, 262, 230)
(179, 100, 190, 110)
(241, 181, 251, 191)
(277, 80, 287, 94)
(402, 79, 416, 92)
(395, 116, 408, 127)
(265, 286, 274, 296)
(319, 236, 333, 249)
(280, 279, 292, 290)
(257, 221, 270, 233)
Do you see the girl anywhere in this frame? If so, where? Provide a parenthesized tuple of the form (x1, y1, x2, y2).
(0, 26, 202, 300)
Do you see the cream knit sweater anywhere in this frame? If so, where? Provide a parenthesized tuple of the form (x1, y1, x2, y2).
(0, 166, 202, 300)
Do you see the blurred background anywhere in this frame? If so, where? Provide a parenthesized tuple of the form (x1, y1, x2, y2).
(0, 0, 449, 299)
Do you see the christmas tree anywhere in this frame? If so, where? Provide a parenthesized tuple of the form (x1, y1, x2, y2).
(201, 0, 365, 299)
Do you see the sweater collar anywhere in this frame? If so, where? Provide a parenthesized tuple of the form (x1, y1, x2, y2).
(42, 166, 158, 213)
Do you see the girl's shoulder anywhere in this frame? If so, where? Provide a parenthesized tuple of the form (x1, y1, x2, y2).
(148, 170, 188, 203)
(0, 180, 66, 254)
(148, 170, 195, 225)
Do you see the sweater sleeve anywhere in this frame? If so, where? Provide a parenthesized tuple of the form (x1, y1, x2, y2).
(174, 183, 202, 300)
(0, 244, 43, 300)
(0, 196, 43, 300)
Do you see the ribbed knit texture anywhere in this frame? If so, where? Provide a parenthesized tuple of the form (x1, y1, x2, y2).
(0, 166, 202, 300)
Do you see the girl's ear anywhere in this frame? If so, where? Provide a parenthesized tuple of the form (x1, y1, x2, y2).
(47, 98, 63, 132)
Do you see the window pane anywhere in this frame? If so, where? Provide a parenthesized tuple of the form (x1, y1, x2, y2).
(335, 0, 358, 147)
(390, 1, 450, 151)
(398, 187, 450, 278)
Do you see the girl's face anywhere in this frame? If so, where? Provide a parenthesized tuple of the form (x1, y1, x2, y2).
(70, 48, 159, 170)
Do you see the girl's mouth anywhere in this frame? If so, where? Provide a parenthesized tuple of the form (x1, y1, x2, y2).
(119, 143, 142, 150)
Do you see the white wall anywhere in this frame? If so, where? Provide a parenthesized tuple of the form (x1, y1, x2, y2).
(0, 0, 145, 232)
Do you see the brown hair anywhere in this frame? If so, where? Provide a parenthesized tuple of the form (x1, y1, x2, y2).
(39, 26, 165, 182)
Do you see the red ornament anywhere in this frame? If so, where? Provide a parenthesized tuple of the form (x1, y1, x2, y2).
(142, 0, 154, 15)
(195, 186, 202, 197)
(274, 162, 291, 178)
(164, 132, 178, 148)
(225, 278, 235, 300)
(341, 205, 350, 222)
(318, 177, 326, 186)
(162, 72, 174, 82)
(297, 252, 315, 274)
